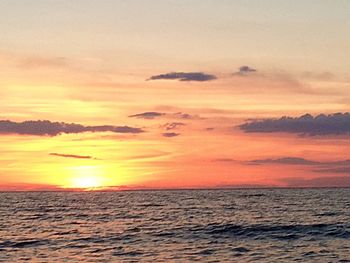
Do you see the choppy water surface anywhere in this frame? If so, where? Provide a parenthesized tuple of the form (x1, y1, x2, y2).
(0, 189, 349, 262)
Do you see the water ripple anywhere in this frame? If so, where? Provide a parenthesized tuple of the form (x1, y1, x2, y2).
(0, 189, 349, 262)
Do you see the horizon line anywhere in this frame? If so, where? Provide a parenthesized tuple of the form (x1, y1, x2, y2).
(1, 186, 349, 193)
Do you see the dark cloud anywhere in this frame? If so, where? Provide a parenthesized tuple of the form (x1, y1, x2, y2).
(129, 112, 165, 119)
(239, 113, 350, 136)
(162, 132, 180, 137)
(280, 176, 350, 187)
(49, 153, 95, 159)
(161, 122, 186, 130)
(111, 126, 144, 133)
(233, 66, 257, 76)
(148, 72, 217, 82)
(0, 120, 144, 136)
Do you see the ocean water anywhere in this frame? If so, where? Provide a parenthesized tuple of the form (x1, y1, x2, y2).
(0, 189, 349, 262)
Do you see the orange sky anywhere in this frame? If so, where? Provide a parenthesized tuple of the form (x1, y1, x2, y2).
(1, 1, 350, 190)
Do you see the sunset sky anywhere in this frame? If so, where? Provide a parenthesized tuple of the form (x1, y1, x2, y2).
(1, 0, 350, 190)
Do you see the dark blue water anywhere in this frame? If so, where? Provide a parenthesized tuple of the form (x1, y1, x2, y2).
(0, 189, 349, 262)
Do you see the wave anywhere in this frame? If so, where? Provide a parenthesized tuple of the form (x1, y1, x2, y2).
(192, 223, 350, 240)
(0, 239, 50, 249)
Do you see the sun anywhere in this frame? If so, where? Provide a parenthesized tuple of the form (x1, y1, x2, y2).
(72, 175, 102, 189)
(68, 165, 106, 189)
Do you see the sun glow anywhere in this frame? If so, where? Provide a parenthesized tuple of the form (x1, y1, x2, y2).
(68, 165, 107, 189)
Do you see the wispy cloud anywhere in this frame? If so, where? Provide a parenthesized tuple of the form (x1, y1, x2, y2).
(246, 156, 350, 175)
(215, 156, 350, 175)
(248, 157, 350, 167)
(0, 120, 144, 136)
(129, 111, 201, 120)
(215, 157, 327, 166)
(19, 56, 68, 69)
(49, 153, 95, 159)
(0, 183, 68, 191)
(240, 113, 350, 136)
(313, 166, 350, 174)
(280, 176, 350, 187)
(249, 157, 319, 165)
(173, 112, 202, 119)
(147, 72, 217, 82)
(214, 158, 237, 163)
(125, 152, 170, 161)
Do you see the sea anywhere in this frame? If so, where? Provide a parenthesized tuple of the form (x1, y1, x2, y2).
(0, 188, 349, 262)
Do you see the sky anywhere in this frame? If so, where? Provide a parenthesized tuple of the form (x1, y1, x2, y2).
(1, 0, 350, 190)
